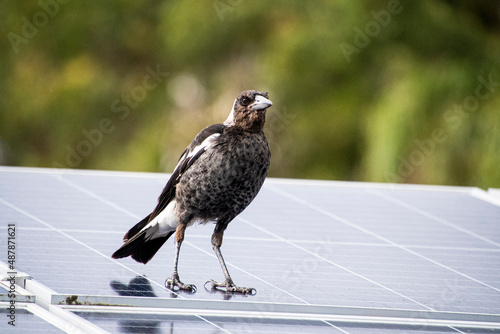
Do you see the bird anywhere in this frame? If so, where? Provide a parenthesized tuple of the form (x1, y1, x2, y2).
(112, 90, 273, 294)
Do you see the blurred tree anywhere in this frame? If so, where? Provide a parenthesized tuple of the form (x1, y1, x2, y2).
(0, 0, 499, 187)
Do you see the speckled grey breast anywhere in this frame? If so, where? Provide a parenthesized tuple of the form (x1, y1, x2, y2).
(175, 129, 270, 225)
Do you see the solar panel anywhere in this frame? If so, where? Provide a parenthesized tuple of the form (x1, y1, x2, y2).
(1, 166, 500, 333)
(0, 308, 65, 333)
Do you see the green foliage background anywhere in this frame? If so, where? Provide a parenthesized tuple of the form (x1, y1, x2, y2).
(1, 0, 499, 187)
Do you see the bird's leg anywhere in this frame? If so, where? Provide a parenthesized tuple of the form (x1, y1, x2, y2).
(205, 225, 256, 295)
(165, 224, 197, 293)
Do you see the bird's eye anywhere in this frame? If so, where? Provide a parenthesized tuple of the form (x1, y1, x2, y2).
(240, 97, 251, 106)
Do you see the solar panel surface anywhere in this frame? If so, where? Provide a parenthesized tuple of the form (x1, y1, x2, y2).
(0, 166, 499, 333)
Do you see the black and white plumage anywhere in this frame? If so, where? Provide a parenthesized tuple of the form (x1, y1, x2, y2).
(112, 90, 273, 294)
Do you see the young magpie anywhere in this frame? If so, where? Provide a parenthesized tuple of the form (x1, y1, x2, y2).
(112, 90, 273, 294)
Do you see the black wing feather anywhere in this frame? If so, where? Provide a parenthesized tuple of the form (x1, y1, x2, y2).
(147, 123, 225, 223)
(123, 214, 150, 241)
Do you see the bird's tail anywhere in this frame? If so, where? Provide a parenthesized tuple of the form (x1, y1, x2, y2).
(111, 215, 175, 264)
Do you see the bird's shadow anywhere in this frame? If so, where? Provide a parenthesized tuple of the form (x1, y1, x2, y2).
(110, 275, 157, 297)
(110, 276, 161, 333)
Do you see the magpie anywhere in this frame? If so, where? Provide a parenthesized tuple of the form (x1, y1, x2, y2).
(112, 90, 273, 294)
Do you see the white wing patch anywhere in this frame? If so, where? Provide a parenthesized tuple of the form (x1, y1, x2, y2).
(172, 132, 221, 176)
(188, 132, 221, 159)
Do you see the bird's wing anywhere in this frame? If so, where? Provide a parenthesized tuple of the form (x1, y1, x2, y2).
(147, 123, 226, 222)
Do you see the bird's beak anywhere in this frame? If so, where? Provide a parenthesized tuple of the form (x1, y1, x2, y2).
(251, 95, 273, 111)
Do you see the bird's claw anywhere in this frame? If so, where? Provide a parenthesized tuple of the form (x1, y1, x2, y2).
(204, 279, 256, 295)
(165, 274, 197, 293)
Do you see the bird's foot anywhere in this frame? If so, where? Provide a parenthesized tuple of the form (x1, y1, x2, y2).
(204, 279, 256, 295)
(165, 273, 197, 293)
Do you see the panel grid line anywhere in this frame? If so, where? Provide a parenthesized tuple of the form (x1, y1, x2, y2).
(265, 184, 500, 294)
(368, 189, 500, 248)
(52, 174, 143, 221)
(237, 216, 434, 311)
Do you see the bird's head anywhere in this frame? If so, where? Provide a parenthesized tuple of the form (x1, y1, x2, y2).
(224, 90, 273, 132)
